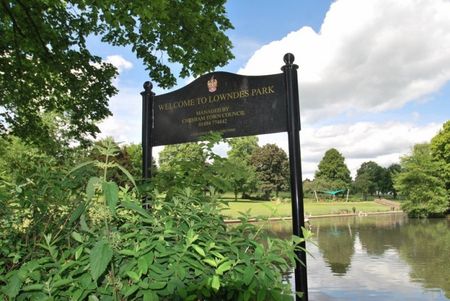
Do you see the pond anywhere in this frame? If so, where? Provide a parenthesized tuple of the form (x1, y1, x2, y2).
(263, 213, 450, 301)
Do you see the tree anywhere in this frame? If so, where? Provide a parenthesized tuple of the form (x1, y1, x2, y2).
(227, 136, 259, 163)
(216, 157, 258, 201)
(353, 171, 372, 200)
(157, 142, 208, 191)
(159, 143, 206, 171)
(250, 144, 289, 199)
(226, 136, 259, 199)
(430, 120, 450, 191)
(394, 143, 448, 218)
(385, 163, 401, 199)
(1, 0, 234, 145)
(315, 148, 351, 188)
(354, 161, 385, 198)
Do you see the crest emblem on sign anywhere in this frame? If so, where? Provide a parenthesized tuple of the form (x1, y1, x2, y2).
(207, 75, 217, 92)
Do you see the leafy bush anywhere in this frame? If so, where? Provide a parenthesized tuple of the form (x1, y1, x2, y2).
(394, 144, 448, 218)
(1, 139, 309, 300)
(0, 137, 88, 273)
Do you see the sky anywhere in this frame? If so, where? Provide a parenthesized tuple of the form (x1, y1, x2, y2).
(94, 0, 450, 179)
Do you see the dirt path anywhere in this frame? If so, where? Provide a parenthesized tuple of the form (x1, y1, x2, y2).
(374, 198, 401, 210)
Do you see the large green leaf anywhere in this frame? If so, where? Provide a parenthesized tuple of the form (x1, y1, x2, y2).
(86, 177, 100, 201)
(211, 275, 220, 291)
(2, 273, 22, 298)
(138, 256, 149, 275)
(90, 240, 113, 282)
(148, 281, 167, 290)
(192, 244, 205, 257)
(203, 258, 217, 267)
(215, 260, 233, 275)
(126, 271, 140, 282)
(103, 181, 119, 214)
(22, 284, 44, 292)
(143, 290, 159, 301)
(71, 231, 83, 243)
(69, 202, 87, 224)
(80, 214, 93, 234)
(121, 200, 151, 218)
(243, 266, 255, 285)
(116, 163, 137, 189)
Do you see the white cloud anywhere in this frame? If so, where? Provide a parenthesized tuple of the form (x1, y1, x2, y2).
(239, 0, 450, 123)
(105, 55, 133, 73)
(258, 121, 441, 179)
(98, 88, 141, 144)
(100, 55, 134, 86)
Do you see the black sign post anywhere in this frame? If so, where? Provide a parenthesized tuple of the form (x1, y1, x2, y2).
(141, 81, 154, 181)
(282, 53, 308, 301)
(141, 53, 307, 300)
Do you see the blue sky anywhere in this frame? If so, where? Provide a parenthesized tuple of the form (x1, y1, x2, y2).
(95, 0, 450, 179)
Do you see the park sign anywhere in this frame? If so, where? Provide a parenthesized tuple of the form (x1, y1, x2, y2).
(152, 72, 286, 146)
(141, 53, 308, 301)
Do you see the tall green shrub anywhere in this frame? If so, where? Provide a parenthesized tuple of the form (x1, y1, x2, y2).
(1, 138, 310, 300)
(394, 144, 448, 217)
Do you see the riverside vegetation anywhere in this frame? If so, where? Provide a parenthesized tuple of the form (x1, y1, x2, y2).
(0, 138, 310, 301)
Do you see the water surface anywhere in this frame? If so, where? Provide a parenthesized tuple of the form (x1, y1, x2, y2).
(264, 214, 450, 301)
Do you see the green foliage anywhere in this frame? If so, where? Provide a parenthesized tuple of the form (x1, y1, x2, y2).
(354, 161, 385, 198)
(250, 144, 289, 199)
(1, 137, 308, 300)
(385, 164, 401, 199)
(123, 143, 157, 180)
(90, 239, 113, 282)
(157, 141, 209, 191)
(1, 0, 233, 145)
(315, 148, 351, 188)
(0, 136, 85, 261)
(159, 142, 207, 171)
(225, 136, 260, 200)
(430, 120, 450, 191)
(353, 171, 371, 200)
(227, 136, 259, 163)
(394, 143, 448, 218)
(87, 138, 153, 186)
(156, 133, 235, 194)
(217, 157, 259, 201)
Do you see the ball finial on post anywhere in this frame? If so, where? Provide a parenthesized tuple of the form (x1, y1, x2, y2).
(143, 81, 153, 93)
(284, 53, 295, 65)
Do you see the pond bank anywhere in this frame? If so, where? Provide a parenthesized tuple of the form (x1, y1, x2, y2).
(224, 210, 403, 224)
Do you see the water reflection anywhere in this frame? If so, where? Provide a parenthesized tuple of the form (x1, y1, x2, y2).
(262, 214, 450, 301)
(315, 222, 355, 275)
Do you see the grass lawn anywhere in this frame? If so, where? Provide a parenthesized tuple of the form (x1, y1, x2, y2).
(220, 197, 395, 219)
